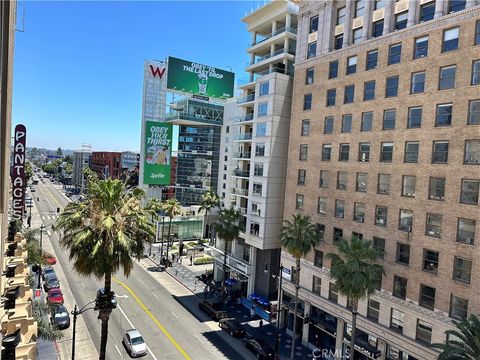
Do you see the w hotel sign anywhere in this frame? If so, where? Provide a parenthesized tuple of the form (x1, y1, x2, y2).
(11, 124, 26, 221)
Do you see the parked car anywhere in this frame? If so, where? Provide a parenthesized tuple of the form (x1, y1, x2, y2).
(198, 300, 228, 321)
(43, 273, 60, 291)
(122, 329, 147, 357)
(44, 254, 57, 265)
(47, 288, 64, 305)
(50, 305, 70, 329)
(96, 288, 117, 309)
(218, 318, 246, 338)
(243, 337, 275, 360)
(42, 267, 55, 280)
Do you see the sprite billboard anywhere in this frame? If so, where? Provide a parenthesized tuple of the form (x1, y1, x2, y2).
(143, 121, 173, 185)
(167, 56, 234, 98)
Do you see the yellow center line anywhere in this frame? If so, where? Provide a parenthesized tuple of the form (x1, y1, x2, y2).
(38, 181, 63, 209)
(112, 277, 192, 360)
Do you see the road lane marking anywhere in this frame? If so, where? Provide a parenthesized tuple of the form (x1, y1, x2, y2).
(152, 293, 159, 300)
(137, 278, 145, 285)
(113, 277, 191, 360)
(171, 312, 178, 319)
(194, 335, 205, 344)
(47, 230, 51, 236)
(81, 283, 85, 288)
(39, 181, 63, 208)
(114, 344, 122, 356)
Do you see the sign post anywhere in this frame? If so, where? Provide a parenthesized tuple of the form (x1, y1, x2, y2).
(11, 124, 26, 221)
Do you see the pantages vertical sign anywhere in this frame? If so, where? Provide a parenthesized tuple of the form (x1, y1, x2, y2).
(11, 124, 26, 221)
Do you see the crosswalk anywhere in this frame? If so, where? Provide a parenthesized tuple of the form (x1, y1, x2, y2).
(41, 215, 57, 220)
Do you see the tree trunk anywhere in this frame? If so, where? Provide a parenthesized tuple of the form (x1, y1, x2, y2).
(222, 239, 228, 300)
(98, 273, 112, 360)
(350, 300, 358, 360)
(290, 258, 300, 359)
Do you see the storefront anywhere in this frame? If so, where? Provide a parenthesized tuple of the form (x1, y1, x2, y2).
(283, 292, 305, 337)
(308, 305, 337, 353)
(343, 324, 381, 359)
(386, 345, 418, 360)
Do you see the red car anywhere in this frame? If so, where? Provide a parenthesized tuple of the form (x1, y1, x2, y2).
(47, 288, 64, 305)
(44, 254, 57, 265)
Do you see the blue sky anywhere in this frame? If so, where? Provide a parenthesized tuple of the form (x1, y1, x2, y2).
(13, 1, 264, 151)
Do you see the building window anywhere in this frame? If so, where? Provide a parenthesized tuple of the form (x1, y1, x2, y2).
(411, 71, 426, 94)
(295, 194, 304, 210)
(416, 320, 433, 345)
(312, 276, 322, 295)
(396, 243, 410, 266)
(419, 285, 436, 310)
(419, 2, 435, 22)
(337, 6, 346, 25)
(326, 89, 336, 107)
(299, 144, 308, 160)
(429, 177, 445, 201)
(324, 116, 334, 134)
(303, 94, 312, 110)
(317, 197, 327, 215)
(305, 68, 314, 85)
(256, 123, 267, 137)
(309, 15, 319, 33)
(423, 250, 439, 273)
(395, 12, 408, 30)
(432, 141, 449, 163)
(393, 275, 407, 299)
(383, 109, 396, 130)
(461, 179, 479, 205)
(363, 81, 375, 101)
(457, 218, 476, 245)
(355, 0, 365, 17)
(453, 257, 472, 284)
(426, 213, 442, 238)
(380, 142, 393, 162)
(259, 81, 269, 96)
(356, 172, 368, 193)
(254, 163, 264, 176)
(476, 20, 480, 45)
(342, 114, 352, 133)
(385, 76, 399, 97)
(366, 50, 378, 70)
(297, 169, 306, 186)
(319, 170, 329, 188)
(374, 0, 385, 10)
(253, 183, 262, 196)
(414, 36, 429, 59)
(317, 224, 325, 241)
(436, 103, 453, 126)
(448, 0, 466, 13)
(354, 202, 365, 222)
(322, 144, 332, 161)
(468, 100, 480, 125)
(335, 34, 343, 50)
(388, 44, 402, 65)
(344, 85, 355, 104)
(329, 61, 338, 79)
(346, 56, 357, 75)
(307, 42, 317, 59)
(390, 309, 404, 334)
(472, 60, 480, 85)
(404, 142, 419, 163)
(361, 112, 373, 131)
(358, 143, 370, 162)
(301, 119, 310, 136)
(258, 102, 268, 116)
(337, 171, 347, 190)
(450, 294, 468, 320)
(407, 106, 422, 128)
(372, 237, 385, 259)
(367, 299, 380, 322)
(333, 227, 343, 243)
(314, 250, 323, 268)
(372, 20, 383, 38)
(339, 144, 350, 161)
(378, 174, 390, 195)
(439, 65, 456, 90)
(255, 143, 265, 156)
(442, 27, 459, 53)
(328, 283, 338, 303)
(375, 205, 388, 226)
(399, 209, 413, 232)
(402, 176, 416, 197)
(335, 200, 345, 219)
(353, 28, 363, 44)
(464, 139, 480, 164)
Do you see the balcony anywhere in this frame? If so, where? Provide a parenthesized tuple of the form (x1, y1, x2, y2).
(233, 133, 253, 141)
(250, 48, 295, 66)
(235, 113, 254, 123)
(232, 152, 251, 159)
(238, 66, 294, 88)
(231, 188, 248, 196)
(237, 94, 255, 104)
(233, 169, 250, 178)
(251, 26, 297, 46)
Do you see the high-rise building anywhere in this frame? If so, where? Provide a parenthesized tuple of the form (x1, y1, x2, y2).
(73, 147, 92, 191)
(282, 1, 480, 359)
(90, 151, 122, 179)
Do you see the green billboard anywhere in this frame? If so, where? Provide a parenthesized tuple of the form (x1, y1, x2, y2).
(143, 121, 173, 185)
(167, 56, 234, 99)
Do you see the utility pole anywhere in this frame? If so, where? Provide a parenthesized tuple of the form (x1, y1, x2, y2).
(37, 224, 46, 290)
(274, 264, 284, 356)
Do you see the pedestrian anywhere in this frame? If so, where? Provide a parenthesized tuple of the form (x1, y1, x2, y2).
(250, 305, 255, 319)
(190, 255, 193, 266)
(259, 319, 263, 330)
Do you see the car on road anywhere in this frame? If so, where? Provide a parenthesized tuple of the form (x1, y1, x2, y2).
(96, 288, 117, 309)
(198, 300, 228, 321)
(243, 337, 275, 359)
(50, 305, 70, 329)
(44, 254, 57, 265)
(47, 288, 64, 305)
(218, 318, 246, 338)
(42, 267, 55, 280)
(43, 273, 60, 291)
(122, 329, 147, 357)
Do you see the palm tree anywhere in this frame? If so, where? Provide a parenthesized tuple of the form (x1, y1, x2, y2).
(430, 314, 480, 360)
(161, 198, 182, 262)
(215, 206, 241, 299)
(54, 179, 154, 360)
(280, 213, 320, 359)
(199, 190, 220, 244)
(326, 236, 384, 359)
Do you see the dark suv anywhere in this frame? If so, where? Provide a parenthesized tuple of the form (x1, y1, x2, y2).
(43, 274, 60, 292)
(198, 300, 228, 321)
(218, 318, 246, 338)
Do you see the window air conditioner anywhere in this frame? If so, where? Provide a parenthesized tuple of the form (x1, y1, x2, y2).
(355, 216, 364, 223)
(402, 226, 412, 232)
(336, 213, 344, 218)
(464, 237, 473, 244)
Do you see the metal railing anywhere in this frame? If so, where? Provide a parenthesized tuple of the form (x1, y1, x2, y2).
(235, 113, 254, 123)
(251, 26, 297, 46)
(232, 152, 251, 159)
(233, 133, 253, 141)
(231, 188, 249, 196)
(250, 48, 296, 65)
(236, 94, 256, 104)
(233, 169, 250, 177)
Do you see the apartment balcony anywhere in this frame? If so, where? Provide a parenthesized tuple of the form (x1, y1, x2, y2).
(250, 26, 297, 47)
(232, 152, 251, 159)
(239, 207, 248, 215)
(206, 245, 252, 276)
(233, 133, 253, 141)
(233, 169, 250, 178)
(236, 94, 255, 104)
(235, 113, 254, 123)
(245, 48, 295, 73)
(231, 188, 249, 196)
(250, 48, 295, 66)
(238, 66, 294, 89)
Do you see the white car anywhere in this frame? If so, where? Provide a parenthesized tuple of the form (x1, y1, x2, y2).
(122, 329, 147, 357)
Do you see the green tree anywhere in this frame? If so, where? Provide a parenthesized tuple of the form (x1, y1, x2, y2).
(56, 147, 63, 157)
(42, 163, 56, 174)
(199, 190, 220, 242)
(25, 162, 33, 182)
(54, 178, 154, 360)
(326, 236, 384, 358)
(430, 314, 480, 360)
(32, 302, 63, 341)
(64, 155, 73, 164)
(215, 206, 241, 299)
(280, 213, 320, 359)
(161, 198, 182, 261)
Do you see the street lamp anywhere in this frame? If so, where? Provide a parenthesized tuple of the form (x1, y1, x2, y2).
(71, 300, 95, 360)
(273, 264, 284, 356)
(37, 224, 46, 290)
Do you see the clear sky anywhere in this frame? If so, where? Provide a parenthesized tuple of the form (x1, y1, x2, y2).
(12, 0, 264, 152)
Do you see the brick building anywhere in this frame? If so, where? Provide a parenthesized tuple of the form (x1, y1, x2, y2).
(282, 1, 480, 359)
(90, 151, 122, 179)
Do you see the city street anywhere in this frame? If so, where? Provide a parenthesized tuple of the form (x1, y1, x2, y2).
(33, 178, 255, 360)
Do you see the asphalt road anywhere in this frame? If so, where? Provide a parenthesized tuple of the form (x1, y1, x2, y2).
(33, 177, 254, 360)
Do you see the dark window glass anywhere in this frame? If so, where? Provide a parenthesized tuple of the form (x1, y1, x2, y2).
(364, 81, 375, 101)
(375, 205, 388, 226)
(333, 227, 343, 243)
(404, 142, 419, 163)
(299, 144, 308, 160)
(301, 119, 310, 136)
(453, 257, 472, 284)
(342, 114, 352, 133)
(436, 104, 453, 126)
(366, 50, 378, 70)
(457, 218, 476, 244)
(407, 107, 422, 128)
(322, 145, 332, 161)
(439, 66, 456, 90)
(324, 116, 334, 134)
(468, 100, 480, 125)
(411, 71, 425, 94)
(344, 85, 355, 104)
(335, 34, 343, 50)
(306, 68, 314, 85)
(450, 294, 468, 320)
(472, 60, 480, 85)
(419, 285, 436, 310)
(326, 89, 336, 107)
(464, 139, 480, 164)
(414, 36, 429, 59)
(426, 213, 442, 238)
(476, 20, 480, 46)
(380, 142, 393, 162)
(314, 250, 323, 267)
(396, 243, 410, 266)
(355, 0, 365, 17)
(390, 309, 404, 334)
(346, 56, 357, 75)
(420, 2, 435, 21)
(307, 42, 317, 59)
(432, 141, 449, 163)
(316, 224, 325, 241)
(383, 109, 396, 130)
(328, 283, 338, 303)
(423, 250, 439, 273)
(385, 76, 399, 97)
(367, 299, 380, 322)
(329, 61, 338, 79)
(358, 143, 370, 162)
(373, 237, 385, 259)
(309, 15, 319, 33)
(388, 44, 402, 65)
(303, 94, 312, 110)
(361, 112, 373, 131)
(395, 12, 408, 30)
(461, 179, 480, 205)
(339, 144, 350, 161)
(442, 27, 459, 53)
(372, 20, 383, 38)
(429, 177, 446, 201)
(448, 0, 466, 13)
(416, 320, 433, 345)
(393, 275, 407, 299)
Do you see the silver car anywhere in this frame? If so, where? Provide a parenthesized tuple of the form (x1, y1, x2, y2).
(122, 329, 147, 357)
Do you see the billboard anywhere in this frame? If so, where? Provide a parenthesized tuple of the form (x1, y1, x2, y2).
(167, 56, 234, 99)
(11, 124, 26, 221)
(143, 121, 173, 185)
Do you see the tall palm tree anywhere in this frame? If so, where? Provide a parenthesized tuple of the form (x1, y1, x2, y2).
(54, 179, 154, 360)
(430, 314, 480, 360)
(199, 190, 220, 243)
(326, 236, 384, 359)
(161, 198, 182, 262)
(215, 206, 241, 299)
(280, 213, 320, 359)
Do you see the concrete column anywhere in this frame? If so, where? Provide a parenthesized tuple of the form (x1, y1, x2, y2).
(270, 43, 275, 56)
(297, 14, 309, 62)
(250, 53, 255, 66)
(286, 13, 291, 28)
(272, 20, 277, 33)
(362, 0, 373, 40)
(284, 37, 289, 52)
(342, 0, 354, 47)
(407, 0, 418, 26)
(383, 0, 395, 34)
(247, 247, 256, 295)
(434, 0, 446, 18)
(251, 31, 256, 46)
(301, 302, 311, 344)
(322, 1, 334, 53)
(377, 339, 388, 360)
(335, 318, 345, 359)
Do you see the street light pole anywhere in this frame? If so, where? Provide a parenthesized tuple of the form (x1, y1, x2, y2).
(37, 224, 46, 290)
(71, 300, 95, 360)
(274, 264, 284, 356)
